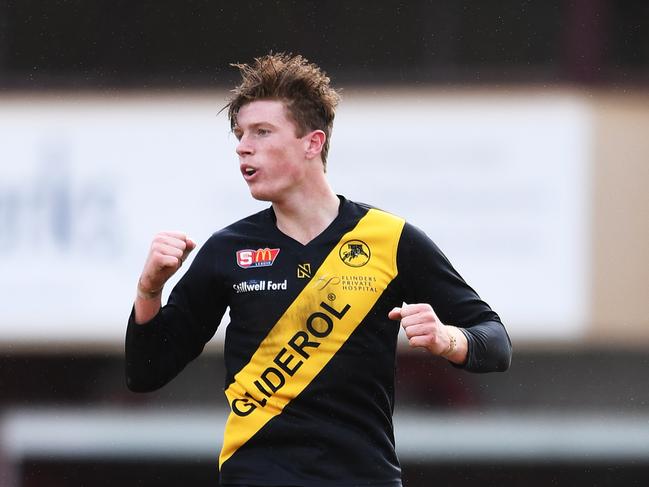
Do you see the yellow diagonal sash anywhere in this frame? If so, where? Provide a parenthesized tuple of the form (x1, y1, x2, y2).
(219, 209, 405, 467)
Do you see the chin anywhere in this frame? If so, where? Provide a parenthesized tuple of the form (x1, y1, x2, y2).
(251, 194, 271, 202)
(248, 187, 274, 202)
(246, 181, 287, 204)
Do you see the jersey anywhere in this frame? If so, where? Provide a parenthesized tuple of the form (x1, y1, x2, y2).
(125, 196, 512, 486)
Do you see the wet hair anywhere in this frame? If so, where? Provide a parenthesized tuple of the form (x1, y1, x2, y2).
(226, 53, 341, 168)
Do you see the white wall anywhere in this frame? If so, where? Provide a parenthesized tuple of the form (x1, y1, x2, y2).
(0, 91, 592, 347)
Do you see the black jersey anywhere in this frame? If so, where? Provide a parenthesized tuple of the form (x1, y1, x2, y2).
(126, 196, 511, 486)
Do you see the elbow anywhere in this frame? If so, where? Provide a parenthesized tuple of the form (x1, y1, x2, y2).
(463, 322, 513, 373)
(495, 350, 512, 372)
(126, 374, 160, 393)
(125, 361, 168, 393)
(491, 333, 512, 372)
(125, 372, 161, 393)
(473, 347, 511, 373)
(473, 344, 511, 373)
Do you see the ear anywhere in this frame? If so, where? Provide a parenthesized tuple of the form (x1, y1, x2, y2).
(304, 130, 326, 160)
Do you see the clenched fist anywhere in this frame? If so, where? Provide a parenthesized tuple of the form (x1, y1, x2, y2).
(388, 303, 467, 364)
(133, 232, 196, 325)
(138, 231, 196, 296)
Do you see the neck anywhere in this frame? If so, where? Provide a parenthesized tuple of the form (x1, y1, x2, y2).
(273, 184, 340, 245)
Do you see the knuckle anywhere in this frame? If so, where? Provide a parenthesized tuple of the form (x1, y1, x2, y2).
(152, 240, 167, 252)
(410, 337, 425, 348)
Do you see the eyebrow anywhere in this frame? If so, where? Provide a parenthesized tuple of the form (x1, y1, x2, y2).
(233, 122, 275, 139)
(234, 121, 276, 132)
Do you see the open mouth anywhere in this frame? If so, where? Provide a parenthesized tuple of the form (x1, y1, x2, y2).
(242, 166, 257, 178)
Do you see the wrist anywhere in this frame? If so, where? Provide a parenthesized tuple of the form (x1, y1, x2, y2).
(137, 277, 162, 300)
(440, 327, 457, 357)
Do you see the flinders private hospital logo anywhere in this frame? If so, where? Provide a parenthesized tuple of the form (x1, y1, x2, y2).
(236, 247, 280, 269)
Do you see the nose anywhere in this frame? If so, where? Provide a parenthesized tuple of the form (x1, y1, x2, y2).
(236, 136, 253, 157)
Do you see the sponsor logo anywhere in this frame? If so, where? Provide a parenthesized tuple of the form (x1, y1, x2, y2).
(313, 274, 341, 290)
(230, 300, 351, 417)
(237, 248, 280, 269)
(233, 279, 288, 294)
(314, 274, 378, 293)
(339, 240, 371, 267)
(297, 263, 311, 279)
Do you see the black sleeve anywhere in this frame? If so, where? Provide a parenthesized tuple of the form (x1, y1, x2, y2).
(125, 238, 228, 392)
(397, 223, 512, 373)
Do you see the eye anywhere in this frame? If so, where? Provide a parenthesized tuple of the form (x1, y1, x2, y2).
(257, 128, 270, 136)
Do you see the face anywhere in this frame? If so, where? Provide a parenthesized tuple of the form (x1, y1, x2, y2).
(233, 99, 311, 203)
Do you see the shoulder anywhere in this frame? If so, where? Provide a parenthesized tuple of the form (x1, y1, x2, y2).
(205, 207, 274, 245)
(397, 221, 447, 260)
(343, 197, 405, 226)
(343, 196, 389, 216)
(342, 196, 435, 240)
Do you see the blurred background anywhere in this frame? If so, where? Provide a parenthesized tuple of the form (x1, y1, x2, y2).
(1, 1, 648, 485)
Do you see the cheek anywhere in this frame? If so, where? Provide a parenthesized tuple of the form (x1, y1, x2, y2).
(269, 145, 302, 172)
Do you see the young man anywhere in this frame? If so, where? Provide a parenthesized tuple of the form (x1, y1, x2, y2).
(126, 53, 512, 486)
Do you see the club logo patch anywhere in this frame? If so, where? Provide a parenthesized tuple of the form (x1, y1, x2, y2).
(339, 240, 371, 267)
(297, 263, 311, 279)
(237, 248, 280, 269)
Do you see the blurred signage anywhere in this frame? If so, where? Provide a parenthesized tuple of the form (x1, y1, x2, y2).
(0, 93, 591, 346)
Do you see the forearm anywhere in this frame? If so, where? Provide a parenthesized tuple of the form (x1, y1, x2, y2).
(127, 278, 180, 391)
(460, 321, 512, 373)
(125, 235, 225, 392)
(127, 284, 198, 392)
(125, 306, 200, 392)
(395, 224, 512, 373)
(134, 280, 163, 324)
(125, 309, 168, 392)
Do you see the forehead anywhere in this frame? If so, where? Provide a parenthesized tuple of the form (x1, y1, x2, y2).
(235, 99, 292, 127)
